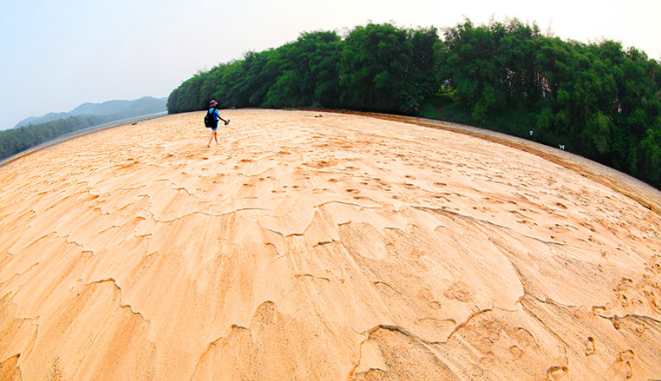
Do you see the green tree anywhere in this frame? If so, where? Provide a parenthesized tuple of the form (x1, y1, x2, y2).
(265, 31, 341, 108)
(164, 19, 661, 189)
(639, 126, 661, 183)
(340, 23, 414, 112)
(442, 18, 546, 120)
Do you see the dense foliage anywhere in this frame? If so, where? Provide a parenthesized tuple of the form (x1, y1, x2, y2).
(167, 25, 441, 115)
(0, 99, 166, 161)
(437, 19, 661, 187)
(0, 115, 111, 160)
(175, 20, 660, 189)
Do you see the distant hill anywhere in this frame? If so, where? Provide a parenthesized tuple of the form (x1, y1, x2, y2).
(1, 96, 168, 162)
(15, 96, 167, 128)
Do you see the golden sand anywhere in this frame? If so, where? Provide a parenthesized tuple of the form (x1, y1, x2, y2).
(1, 109, 660, 380)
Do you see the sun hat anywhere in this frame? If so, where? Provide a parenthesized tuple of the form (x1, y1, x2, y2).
(209, 100, 218, 107)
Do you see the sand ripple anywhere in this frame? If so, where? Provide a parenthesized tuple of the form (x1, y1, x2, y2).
(1, 110, 660, 380)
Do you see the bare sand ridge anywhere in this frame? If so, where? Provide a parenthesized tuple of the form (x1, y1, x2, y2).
(1, 109, 660, 380)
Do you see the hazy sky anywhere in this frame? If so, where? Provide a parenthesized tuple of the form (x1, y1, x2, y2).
(1, 0, 659, 130)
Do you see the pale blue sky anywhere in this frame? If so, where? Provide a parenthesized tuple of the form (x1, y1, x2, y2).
(1, 0, 659, 130)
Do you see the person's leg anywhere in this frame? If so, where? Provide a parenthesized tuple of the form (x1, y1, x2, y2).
(208, 129, 215, 147)
(214, 130, 219, 145)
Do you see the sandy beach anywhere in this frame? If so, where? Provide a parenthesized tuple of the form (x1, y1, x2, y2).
(1, 109, 660, 380)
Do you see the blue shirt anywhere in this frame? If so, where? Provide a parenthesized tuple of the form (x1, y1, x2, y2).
(209, 108, 220, 121)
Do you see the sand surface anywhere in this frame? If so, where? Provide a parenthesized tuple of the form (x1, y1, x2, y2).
(1, 109, 660, 380)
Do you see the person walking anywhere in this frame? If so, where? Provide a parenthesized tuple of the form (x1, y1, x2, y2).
(206, 100, 228, 147)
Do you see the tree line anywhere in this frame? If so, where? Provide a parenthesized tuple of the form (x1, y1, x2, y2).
(437, 19, 661, 187)
(169, 19, 658, 190)
(167, 25, 440, 116)
(0, 115, 112, 161)
(0, 98, 166, 162)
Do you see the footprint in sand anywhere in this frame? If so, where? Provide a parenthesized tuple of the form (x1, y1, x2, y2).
(584, 337, 596, 356)
(429, 301, 442, 310)
(618, 349, 634, 362)
(546, 366, 568, 380)
(509, 345, 524, 360)
(443, 282, 472, 302)
(385, 243, 398, 257)
(615, 350, 635, 379)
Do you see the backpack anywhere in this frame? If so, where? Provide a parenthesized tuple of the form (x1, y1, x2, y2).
(204, 108, 216, 128)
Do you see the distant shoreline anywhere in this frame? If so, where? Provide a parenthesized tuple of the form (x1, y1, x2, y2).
(342, 109, 661, 214)
(0, 111, 167, 167)
(3, 109, 659, 215)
